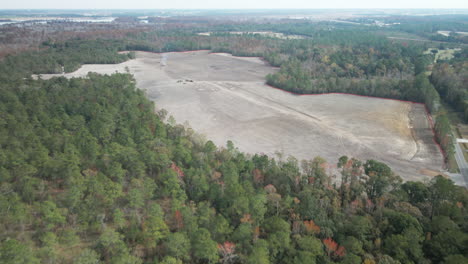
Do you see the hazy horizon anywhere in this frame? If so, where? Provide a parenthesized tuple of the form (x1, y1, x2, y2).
(2, 0, 467, 10)
(1, 8, 468, 10)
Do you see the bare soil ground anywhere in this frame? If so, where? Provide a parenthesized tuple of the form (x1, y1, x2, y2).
(197, 31, 306, 39)
(424, 48, 461, 62)
(437, 30, 468, 37)
(36, 50, 444, 182)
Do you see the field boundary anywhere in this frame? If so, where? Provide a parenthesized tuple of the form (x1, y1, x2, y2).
(38, 50, 445, 179)
(265, 84, 446, 167)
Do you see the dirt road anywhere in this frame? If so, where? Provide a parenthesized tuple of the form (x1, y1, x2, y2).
(454, 142, 468, 187)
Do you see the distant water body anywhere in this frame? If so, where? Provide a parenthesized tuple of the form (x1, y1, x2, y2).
(0, 17, 115, 26)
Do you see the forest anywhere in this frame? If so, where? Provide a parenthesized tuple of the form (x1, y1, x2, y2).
(1, 72, 467, 264)
(0, 39, 134, 80)
(0, 18, 467, 264)
(0, 20, 463, 166)
(430, 48, 468, 121)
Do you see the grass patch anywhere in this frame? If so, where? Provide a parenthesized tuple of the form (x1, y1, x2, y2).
(440, 101, 468, 169)
(447, 152, 459, 173)
(441, 100, 464, 124)
(381, 31, 428, 40)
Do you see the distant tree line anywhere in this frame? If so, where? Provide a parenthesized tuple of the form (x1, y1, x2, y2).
(0, 39, 133, 80)
(430, 48, 468, 122)
(0, 23, 461, 166)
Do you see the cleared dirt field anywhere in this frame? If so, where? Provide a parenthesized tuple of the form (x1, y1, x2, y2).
(197, 31, 306, 39)
(36, 51, 444, 181)
(437, 30, 468, 37)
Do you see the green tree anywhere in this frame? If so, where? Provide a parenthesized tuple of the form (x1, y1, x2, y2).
(296, 236, 324, 257)
(341, 236, 364, 256)
(401, 181, 429, 204)
(424, 220, 468, 263)
(246, 240, 270, 264)
(142, 215, 169, 249)
(160, 256, 183, 264)
(263, 216, 291, 259)
(443, 254, 468, 264)
(429, 176, 456, 219)
(231, 223, 253, 254)
(212, 215, 233, 242)
(383, 227, 424, 263)
(0, 239, 39, 264)
(191, 228, 219, 263)
(165, 232, 190, 261)
(341, 253, 362, 264)
(74, 249, 101, 264)
(364, 160, 401, 200)
(97, 228, 141, 264)
(39, 200, 66, 230)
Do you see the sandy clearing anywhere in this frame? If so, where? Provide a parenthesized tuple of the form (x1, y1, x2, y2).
(437, 30, 468, 37)
(423, 48, 461, 63)
(36, 50, 444, 182)
(197, 31, 306, 40)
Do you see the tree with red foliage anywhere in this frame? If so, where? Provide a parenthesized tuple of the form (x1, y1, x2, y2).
(323, 237, 338, 256)
(170, 162, 185, 179)
(335, 245, 346, 258)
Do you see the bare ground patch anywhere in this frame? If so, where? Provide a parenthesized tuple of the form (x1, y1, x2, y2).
(37, 50, 444, 182)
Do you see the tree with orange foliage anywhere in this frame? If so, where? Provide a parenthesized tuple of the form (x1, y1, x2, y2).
(253, 226, 260, 241)
(323, 238, 338, 256)
(240, 214, 252, 224)
(218, 241, 237, 264)
(304, 220, 321, 234)
(323, 238, 346, 259)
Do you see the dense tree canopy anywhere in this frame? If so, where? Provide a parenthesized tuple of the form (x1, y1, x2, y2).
(0, 72, 466, 263)
(0, 18, 467, 263)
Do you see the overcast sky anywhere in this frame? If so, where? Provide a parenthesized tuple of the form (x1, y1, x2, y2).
(1, 0, 467, 9)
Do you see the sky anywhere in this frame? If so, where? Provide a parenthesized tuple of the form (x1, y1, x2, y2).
(1, 0, 468, 9)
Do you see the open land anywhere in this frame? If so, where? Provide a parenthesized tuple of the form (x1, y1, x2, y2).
(437, 30, 468, 37)
(197, 31, 306, 39)
(424, 48, 461, 62)
(36, 51, 444, 182)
